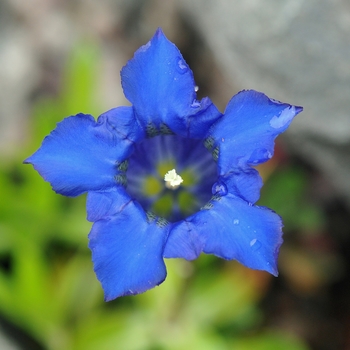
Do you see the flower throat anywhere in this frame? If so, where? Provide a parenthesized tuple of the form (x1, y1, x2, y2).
(126, 135, 217, 222)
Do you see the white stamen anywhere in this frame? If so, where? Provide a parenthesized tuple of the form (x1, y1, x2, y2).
(164, 169, 183, 189)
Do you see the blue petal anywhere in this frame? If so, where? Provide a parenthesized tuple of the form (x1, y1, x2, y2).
(24, 108, 139, 196)
(164, 194, 283, 276)
(86, 187, 132, 222)
(213, 168, 263, 204)
(208, 90, 303, 174)
(88, 200, 169, 300)
(163, 219, 205, 260)
(121, 28, 222, 138)
(186, 97, 223, 139)
(97, 106, 144, 143)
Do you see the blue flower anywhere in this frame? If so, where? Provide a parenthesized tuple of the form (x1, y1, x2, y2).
(24, 28, 302, 301)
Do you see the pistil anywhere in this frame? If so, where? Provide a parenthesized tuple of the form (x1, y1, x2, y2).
(164, 169, 183, 189)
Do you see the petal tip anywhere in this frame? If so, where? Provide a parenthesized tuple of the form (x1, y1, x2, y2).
(23, 156, 32, 165)
(295, 105, 303, 114)
(154, 27, 165, 38)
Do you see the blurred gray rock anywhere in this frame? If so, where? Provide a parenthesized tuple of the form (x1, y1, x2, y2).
(0, 0, 126, 155)
(179, 0, 350, 205)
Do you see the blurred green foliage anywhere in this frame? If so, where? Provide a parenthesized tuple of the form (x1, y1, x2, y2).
(259, 166, 324, 232)
(0, 42, 314, 350)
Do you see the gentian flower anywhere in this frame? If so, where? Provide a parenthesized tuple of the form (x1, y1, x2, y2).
(24, 28, 302, 301)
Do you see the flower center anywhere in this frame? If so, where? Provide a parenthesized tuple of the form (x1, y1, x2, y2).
(126, 134, 217, 222)
(164, 169, 183, 189)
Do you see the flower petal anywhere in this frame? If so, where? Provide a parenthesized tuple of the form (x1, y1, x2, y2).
(86, 187, 132, 222)
(163, 219, 205, 260)
(24, 108, 138, 196)
(212, 168, 263, 204)
(208, 90, 303, 174)
(186, 97, 223, 139)
(164, 194, 283, 276)
(121, 28, 222, 138)
(98, 106, 144, 143)
(88, 199, 169, 301)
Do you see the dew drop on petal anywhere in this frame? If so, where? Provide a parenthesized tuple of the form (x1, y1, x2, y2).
(269, 106, 296, 129)
(249, 148, 273, 164)
(250, 238, 262, 251)
(212, 181, 228, 196)
(194, 85, 199, 92)
(269, 98, 284, 105)
(233, 219, 239, 225)
(177, 58, 188, 73)
(139, 41, 151, 52)
(191, 100, 201, 108)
